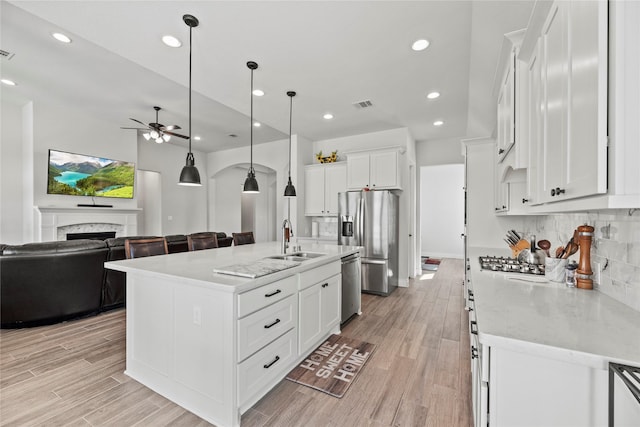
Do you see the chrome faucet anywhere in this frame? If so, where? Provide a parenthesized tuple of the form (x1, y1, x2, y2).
(282, 218, 293, 254)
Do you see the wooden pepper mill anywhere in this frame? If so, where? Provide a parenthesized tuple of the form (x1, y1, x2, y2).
(576, 224, 595, 289)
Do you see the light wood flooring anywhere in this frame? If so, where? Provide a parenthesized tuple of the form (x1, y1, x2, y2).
(0, 258, 470, 426)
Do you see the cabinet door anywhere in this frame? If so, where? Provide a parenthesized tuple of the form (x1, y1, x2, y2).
(324, 163, 346, 216)
(540, 2, 568, 203)
(497, 55, 515, 162)
(320, 275, 341, 331)
(526, 38, 543, 205)
(346, 153, 370, 190)
(298, 284, 322, 355)
(370, 151, 399, 189)
(565, 0, 607, 198)
(304, 166, 326, 216)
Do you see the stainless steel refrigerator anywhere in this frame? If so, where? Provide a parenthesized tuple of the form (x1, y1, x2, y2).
(338, 190, 399, 296)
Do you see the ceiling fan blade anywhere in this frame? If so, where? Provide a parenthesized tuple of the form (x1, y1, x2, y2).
(164, 130, 189, 139)
(120, 127, 147, 130)
(163, 124, 182, 131)
(129, 118, 149, 127)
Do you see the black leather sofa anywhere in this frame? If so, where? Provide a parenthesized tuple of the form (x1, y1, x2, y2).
(1, 240, 108, 328)
(1, 231, 234, 328)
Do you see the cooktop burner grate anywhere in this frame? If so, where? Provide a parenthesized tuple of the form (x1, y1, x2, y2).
(478, 256, 545, 275)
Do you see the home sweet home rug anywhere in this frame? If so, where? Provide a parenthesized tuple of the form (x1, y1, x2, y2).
(286, 334, 376, 398)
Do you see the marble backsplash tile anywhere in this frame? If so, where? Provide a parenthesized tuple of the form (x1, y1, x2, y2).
(523, 210, 640, 312)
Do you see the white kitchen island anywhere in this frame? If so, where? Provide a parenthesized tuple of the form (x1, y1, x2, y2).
(105, 242, 361, 427)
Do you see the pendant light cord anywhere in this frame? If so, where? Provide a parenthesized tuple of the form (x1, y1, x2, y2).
(188, 25, 192, 154)
(250, 67, 254, 172)
(288, 95, 292, 177)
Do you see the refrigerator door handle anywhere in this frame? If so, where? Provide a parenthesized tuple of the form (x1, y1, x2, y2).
(359, 196, 365, 247)
(361, 259, 387, 265)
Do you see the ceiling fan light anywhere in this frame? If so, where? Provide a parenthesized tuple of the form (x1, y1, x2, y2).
(162, 134, 171, 142)
(155, 137, 164, 143)
(142, 132, 151, 141)
(150, 130, 160, 139)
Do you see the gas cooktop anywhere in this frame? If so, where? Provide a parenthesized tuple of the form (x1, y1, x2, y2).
(478, 256, 545, 275)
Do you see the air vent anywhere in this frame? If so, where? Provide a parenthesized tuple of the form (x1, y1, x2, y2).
(352, 99, 373, 109)
(0, 49, 15, 60)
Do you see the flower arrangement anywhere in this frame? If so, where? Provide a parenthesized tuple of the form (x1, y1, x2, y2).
(316, 150, 338, 163)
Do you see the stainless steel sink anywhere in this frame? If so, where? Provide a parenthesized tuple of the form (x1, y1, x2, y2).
(266, 252, 325, 262)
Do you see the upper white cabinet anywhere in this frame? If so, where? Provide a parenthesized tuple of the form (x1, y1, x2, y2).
(537, 0, 608, 204)
(346, 150, 403, 191)
(304, 162, 346, 216)
(496, 50, 516, 162)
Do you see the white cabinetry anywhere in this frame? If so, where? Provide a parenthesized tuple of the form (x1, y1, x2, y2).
(304, 163, 346, 216)
(535, 0, 608, 204)
(297, 263, 341, 356)
(346, 150, 402, 191)
(496, 49, 515, 162)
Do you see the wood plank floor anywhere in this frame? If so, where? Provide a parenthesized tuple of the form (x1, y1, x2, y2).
(0, 258, 470, 427)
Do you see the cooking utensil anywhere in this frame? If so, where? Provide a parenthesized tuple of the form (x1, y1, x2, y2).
(555, 246, 564, 258)
(562, 241, 578, 259)
(538, 239, 551, 257)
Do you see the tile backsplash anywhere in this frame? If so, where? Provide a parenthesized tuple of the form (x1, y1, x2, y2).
(523, 209, 640, 312)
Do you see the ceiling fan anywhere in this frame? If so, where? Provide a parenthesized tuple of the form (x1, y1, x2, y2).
(121, 106, 188, 143)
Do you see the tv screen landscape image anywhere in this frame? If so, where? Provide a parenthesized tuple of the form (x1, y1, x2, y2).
(47, 149, 135, 199)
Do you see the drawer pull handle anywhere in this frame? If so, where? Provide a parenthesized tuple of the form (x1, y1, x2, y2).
(321, 283, 329, 288)
(264, 318, 281, 329)
(263, 355, 280, 369)
(265, 289, 282, 298)
(470, 320, 478, 335)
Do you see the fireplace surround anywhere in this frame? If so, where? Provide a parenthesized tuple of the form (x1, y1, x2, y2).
(35, 206, 139, 242)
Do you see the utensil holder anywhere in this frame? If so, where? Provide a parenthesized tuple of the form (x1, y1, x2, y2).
(545, 258, 568, 283)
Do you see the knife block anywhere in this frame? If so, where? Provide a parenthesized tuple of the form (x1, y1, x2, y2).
(576, 224, 594, 290)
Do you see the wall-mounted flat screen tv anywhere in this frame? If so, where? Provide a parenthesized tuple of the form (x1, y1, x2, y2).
(47, 149, 135, 199)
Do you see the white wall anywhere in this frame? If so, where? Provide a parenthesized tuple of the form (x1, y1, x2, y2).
(0, 97, 25, 244)
(415, 138, 465, 166)
(420, 164, 465, 259)
(137, 137, 208, 236)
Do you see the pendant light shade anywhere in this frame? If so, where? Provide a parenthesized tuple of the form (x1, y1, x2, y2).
(178, 14, 202, 186)
(284, 91, 297, 197)
(243, 61, 260, 193)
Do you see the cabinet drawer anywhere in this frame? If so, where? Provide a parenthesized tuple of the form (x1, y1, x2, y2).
(238, 275, 297, 318)
(238, 328, 297, 407)
(298, 262, 340, 290)
(238, 295, 297, 362)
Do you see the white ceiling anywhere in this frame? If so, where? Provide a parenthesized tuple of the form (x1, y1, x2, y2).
(1, 0, 534, 153)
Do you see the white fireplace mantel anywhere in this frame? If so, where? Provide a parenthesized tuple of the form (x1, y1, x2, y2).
(34, 206, 140, 242)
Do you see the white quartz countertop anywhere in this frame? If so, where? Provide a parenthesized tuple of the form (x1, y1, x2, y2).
(469, 246, 640, 368)
(105, 241, 361, 294)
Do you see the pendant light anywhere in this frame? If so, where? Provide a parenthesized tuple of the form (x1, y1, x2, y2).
(243, 61, 260, 193)
(284, 91, 297, 197)
(178, 14, 202, 186)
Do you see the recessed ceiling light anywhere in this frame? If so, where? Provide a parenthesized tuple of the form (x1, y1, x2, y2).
(52, 32, 72, 43)
(433, 120, 444, 126)
(162, 35, 182, 48)
(194, 136, 201, 141)
(1, 79, 16, 86)
(427, 91, 440, 99)
(252, 89, 264, 97)
(253, 122, 261, 127)
(411, 39, 429, 51)
(323, 113, 334, 120)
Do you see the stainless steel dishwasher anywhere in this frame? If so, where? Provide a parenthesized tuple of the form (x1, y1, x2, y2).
(341, 253, 361, 324)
